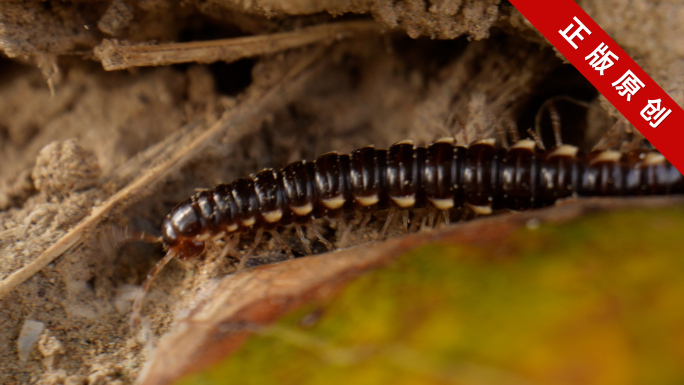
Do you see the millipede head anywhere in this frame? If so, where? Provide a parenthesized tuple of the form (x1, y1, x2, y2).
(161, 215, 207, 260)
(173, 241, 206, 260)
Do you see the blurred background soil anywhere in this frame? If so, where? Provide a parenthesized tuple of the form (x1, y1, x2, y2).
(0, 0, 682, 384)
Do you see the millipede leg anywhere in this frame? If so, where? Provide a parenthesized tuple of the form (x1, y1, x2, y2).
(380, 207, 397, 240)
(497, 118, 510, 150)
(295, 224, 313, 255)
(441, 210, 451, 226)
(217, 234, 241, 262)
(548, 103, 563, 147)
(336, 217, 353, 248)
(130, 250, 178, 328)
(593, 120, 623, 152)
(456, 118, 468, 144)
(401, 210, 410, 233)
(475, 122, 484, 141)
(526, 128, 546, 150)
(357, 212, 372, 232)
(270, 230, 294, 259)
(503, 116, 519, 145)
(238, 228, 263, 270)
(408, 210, 424, 233)
(311, 226, 333, 251)
(427, 208, 436, 228)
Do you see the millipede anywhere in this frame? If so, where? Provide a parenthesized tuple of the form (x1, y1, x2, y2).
(129, 135, 684, 325)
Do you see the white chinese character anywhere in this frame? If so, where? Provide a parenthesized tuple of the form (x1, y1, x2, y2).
(559, 16, 592, 49)
(611, 70, 645, 101)
(585, 43, 618, 75)
(640, 99, 672, 128)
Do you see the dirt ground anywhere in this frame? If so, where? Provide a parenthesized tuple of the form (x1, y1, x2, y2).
(1, 1, 683, 384)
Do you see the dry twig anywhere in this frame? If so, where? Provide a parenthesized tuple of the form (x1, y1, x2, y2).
(94, 20, 381, 71)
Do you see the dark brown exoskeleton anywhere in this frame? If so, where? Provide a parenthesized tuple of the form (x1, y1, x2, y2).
(130, 137, 683, 325)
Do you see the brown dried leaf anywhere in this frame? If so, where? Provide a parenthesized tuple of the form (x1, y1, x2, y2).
(138, 196, 684, 385)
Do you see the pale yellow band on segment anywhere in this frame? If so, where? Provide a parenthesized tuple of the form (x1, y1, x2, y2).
(548, 145, 578, 158)
(591, 150, 622, 164)
(211, 231, 226, 240)
(643, 153, 666, 166)
(262, 209, 283, 223)
(468, 204, 492, 215)
(195, 233, 211, 241)
(395, 139, 414, 145)
(473, 138, 495, 146)
(511, 139, 537, 151)
(322, 195, 346, 210)
(391, 195, 416, 208)
(291, 203, 313, 216)
(435, 137, 455, 144)
(429, 198, 454, 210)
(355, 195, 379, 206)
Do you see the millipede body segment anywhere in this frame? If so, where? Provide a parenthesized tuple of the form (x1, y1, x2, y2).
(161, 138, 684, 260)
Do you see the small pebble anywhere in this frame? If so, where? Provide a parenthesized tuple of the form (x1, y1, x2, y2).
(17, 319, 45, 362)
(32, 139, 100, 196)
(38, 331, 64, 357)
